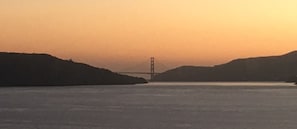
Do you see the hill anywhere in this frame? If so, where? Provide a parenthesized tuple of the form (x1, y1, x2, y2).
(0, 52, 147, 86)
(153, 51, 297, 82)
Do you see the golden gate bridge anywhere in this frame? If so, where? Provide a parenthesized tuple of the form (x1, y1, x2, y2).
(117, 57, 163, 80)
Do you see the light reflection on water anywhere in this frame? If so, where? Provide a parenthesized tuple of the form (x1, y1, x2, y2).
(140, 82, 296, 87)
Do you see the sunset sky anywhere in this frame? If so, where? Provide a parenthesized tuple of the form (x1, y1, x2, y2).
(1, 0, 297, 72)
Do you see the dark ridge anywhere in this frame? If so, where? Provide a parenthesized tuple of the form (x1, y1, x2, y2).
(153, 51, 297, 82)
(0, 52, 147, 86)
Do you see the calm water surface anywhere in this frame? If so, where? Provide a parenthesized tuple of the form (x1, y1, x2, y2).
(0, 82, 297, 129)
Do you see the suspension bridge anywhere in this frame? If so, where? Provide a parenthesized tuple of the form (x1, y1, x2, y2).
(117, 57, 165, 80)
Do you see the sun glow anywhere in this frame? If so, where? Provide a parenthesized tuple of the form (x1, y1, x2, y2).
(1, 0, 297, 70)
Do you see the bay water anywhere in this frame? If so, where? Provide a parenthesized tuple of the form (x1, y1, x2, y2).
(0, 82, 297, 129)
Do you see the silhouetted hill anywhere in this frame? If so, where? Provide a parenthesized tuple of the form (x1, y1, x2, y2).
(153, 51, 297, 82)
(0, 52, 147, 86)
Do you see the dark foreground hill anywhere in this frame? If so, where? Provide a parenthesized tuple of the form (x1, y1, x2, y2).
(153, 51, 297, 82)
(0, 52, 147, 86)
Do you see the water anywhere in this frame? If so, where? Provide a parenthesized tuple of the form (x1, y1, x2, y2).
(0, 82, 297, 129)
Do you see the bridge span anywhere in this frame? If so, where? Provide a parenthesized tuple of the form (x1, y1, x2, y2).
(117, 57, 160, 80)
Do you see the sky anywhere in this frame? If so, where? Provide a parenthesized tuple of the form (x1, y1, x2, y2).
(1, 0, 297, 72)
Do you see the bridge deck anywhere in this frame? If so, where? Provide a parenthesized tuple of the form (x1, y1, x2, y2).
(118, 72, 160, 75)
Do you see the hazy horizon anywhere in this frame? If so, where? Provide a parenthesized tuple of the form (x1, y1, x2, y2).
(1, 0, 297, 72)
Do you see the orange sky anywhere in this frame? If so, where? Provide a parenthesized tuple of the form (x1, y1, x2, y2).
(1, 0, 297, 72)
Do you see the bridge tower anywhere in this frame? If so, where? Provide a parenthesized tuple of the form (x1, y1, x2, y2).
(150, 57, 155, 80)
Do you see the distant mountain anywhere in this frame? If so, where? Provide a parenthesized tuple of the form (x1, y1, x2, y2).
(0, 52, 147, 86)
(153, 51, 297, 82)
